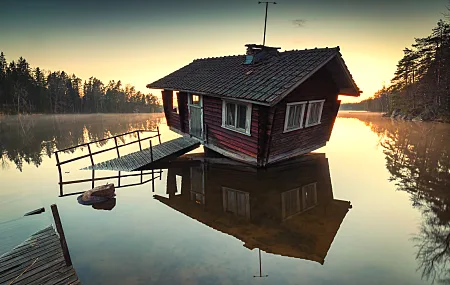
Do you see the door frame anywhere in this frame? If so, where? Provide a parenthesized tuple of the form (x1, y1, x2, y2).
(187, 93, 204, 141)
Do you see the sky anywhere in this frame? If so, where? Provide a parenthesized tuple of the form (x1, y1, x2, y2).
(0, 0, 448, 102)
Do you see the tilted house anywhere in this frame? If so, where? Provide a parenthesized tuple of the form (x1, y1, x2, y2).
(154, 153, 352, 264)
(147, 44, 361, 167)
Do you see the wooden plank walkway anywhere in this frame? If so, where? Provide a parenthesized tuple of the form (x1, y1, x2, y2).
(83, 137, 200, 172)
(0, 226, 80, 285)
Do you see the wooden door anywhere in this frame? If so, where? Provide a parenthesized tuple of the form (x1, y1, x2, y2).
(188, 94, 203, 140)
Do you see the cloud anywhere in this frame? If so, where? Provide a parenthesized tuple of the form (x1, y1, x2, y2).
(292, 19, 306, 27)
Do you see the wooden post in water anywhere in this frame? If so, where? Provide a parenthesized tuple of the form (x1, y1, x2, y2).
(91, 169, 95, 188)
(55, 152, 63, 196)
(149, 140, 154, 162)
(137, 131, 142, 151)
(157, 126, 162, 144)
(87, 144, 94, 167)
(51, 204, 72, 267)
(152, 169, 155, 192)
(114, 137, 120, 157)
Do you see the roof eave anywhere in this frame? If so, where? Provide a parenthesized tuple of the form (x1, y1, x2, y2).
(146, 85, 272, 106)
(335, 56, 361, 96)
(338, 89, 362, 97)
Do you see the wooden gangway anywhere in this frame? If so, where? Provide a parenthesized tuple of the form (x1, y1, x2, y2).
(55, 128, 200, 183)
(0, 225, 80, 285)
(82, 136, 200, 171)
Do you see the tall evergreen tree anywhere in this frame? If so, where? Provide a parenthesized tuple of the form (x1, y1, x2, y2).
(0, 52, 161, 114)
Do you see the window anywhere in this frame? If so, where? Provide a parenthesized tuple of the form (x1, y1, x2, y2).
(283, 100, 325, 132)
(283, 102, 306, 132)
(222, 100, 252, 135)
(281, 182, 318, 219)
(190, 94, 200, 105)
(222, 187, 250, 219)
(281, 188, 301, 219)
(305, 100, 325, 127)
(302, 182, 318, 210)
(172, 93, 179, 114)
(243, 55, 254, 65)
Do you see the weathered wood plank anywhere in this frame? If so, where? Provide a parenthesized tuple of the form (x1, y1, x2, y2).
(0, 226, 80, 285)
(83, 137, 200, 171)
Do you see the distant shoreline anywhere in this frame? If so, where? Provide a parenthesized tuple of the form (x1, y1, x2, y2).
(338, 110, 449, 124)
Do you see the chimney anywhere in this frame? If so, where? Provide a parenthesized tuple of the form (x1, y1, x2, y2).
(243, 44, 280, 65)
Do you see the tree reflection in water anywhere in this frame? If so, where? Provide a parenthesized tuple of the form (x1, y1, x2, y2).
(340, 112, 450, 284)
(0, 114, 163, 171)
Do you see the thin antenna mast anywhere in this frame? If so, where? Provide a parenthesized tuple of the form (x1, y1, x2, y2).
(258, 1, 277, 46)
(253, 249, 268, 278)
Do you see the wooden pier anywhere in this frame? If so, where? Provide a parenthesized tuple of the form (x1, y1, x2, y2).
(83, 136, 200, 172)
(0, 226, 80, 285)
(55, 128, 200, 176)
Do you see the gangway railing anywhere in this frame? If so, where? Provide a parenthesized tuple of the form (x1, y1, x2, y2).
(59, 169, 163, 197)
(54, 128, 162, 187)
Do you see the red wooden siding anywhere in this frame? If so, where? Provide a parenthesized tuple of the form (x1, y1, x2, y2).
(178, 92, 189, 133)
(267, 68, 339, 164)
(203, 96, 259, 159)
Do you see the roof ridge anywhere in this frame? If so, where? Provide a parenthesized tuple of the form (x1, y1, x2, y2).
(193, 46, 339, 61)
(194, 54, 242, 62)
(282, 46, 339, 53)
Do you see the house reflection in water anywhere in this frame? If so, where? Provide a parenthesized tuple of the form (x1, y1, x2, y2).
(154, 153, 351, 265)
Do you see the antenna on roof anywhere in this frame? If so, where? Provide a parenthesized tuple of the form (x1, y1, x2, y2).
(258, 1, 277, 46)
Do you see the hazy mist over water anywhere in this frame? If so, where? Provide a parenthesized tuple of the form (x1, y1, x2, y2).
(0, 112, 449, 284)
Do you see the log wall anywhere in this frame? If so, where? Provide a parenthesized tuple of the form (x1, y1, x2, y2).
(267, 68, 340, 164)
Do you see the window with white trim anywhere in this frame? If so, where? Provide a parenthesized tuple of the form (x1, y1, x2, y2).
(222, 100, 252, 135)
(222, 187, 250, 219)
(284, 102, 307, 132)
(302, 182, 318, 210)
(281, 188, 301, 219)
(172, 93, 179, 114)
(305, 100, 325, 127)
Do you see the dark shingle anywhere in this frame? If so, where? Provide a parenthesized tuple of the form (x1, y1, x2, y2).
(147, 47, 357, 105)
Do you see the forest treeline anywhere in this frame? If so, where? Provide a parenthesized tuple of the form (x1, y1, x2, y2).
(0, 114, 164, 171)
(0, 52, 162, 114)
(341, 11, 450, 121)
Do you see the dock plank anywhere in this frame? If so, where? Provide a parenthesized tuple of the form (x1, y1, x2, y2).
(83, 137, 200, 171)
(0, 226, 81, 285)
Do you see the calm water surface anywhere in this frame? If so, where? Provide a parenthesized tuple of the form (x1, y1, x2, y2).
(0, 112, 449, 285)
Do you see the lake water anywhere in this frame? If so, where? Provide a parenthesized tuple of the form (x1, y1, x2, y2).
(0, 112, 449, 285)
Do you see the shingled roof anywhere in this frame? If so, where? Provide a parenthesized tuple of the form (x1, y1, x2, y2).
(147, 46, 360, 106)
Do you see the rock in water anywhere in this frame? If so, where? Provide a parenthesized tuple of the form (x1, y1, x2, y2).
(81, 183, 115, 202)
(92, 198, 116, 211)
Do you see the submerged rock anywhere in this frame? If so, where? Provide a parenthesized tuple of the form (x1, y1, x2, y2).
(81, 183, 115, 202)
(77, 183, 116, 208)
(92, 198, 116, 211)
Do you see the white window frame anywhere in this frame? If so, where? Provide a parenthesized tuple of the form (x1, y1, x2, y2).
(305, 99, 325, 127)
(221, 100, 252, 136)
(301, 182, 318, 211)
(222, 187, 250, 220)
(283, 101, 307, 133)
(281, 187, 301, 220)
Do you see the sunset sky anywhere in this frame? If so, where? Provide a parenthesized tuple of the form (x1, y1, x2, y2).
(1, 0, 448, 102)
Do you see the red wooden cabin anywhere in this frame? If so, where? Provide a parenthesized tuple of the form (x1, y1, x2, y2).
(147, 44, 361, 167)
